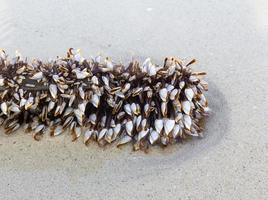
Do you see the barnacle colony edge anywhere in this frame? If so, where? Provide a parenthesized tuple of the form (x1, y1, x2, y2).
(0, 49, 209, 151)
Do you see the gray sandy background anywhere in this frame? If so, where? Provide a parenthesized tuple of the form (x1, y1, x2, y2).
(0, 0, 267, 199)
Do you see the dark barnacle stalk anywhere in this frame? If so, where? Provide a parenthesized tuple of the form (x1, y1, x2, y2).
(0, 49, 209, 151)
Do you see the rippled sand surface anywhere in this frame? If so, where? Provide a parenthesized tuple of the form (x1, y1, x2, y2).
(0, 0, 267, 199)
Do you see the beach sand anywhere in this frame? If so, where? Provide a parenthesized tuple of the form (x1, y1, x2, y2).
(0, 0, 267, 199)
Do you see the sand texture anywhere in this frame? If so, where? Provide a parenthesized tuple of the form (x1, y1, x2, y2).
(0, 0, 267, 199)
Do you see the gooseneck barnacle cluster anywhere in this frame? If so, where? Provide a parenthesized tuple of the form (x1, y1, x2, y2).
(0, 49, 209, 150)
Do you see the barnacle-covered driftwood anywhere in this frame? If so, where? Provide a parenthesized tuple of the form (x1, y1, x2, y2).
(0, 49, 209, 150)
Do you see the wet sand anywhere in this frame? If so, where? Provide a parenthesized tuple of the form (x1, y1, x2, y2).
(0, 0, 267, 199)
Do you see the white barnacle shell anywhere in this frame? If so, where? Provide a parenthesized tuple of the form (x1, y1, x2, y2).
(172, 124, 181, 138)
(203, 106, 211, 114)
(0, 78, 5, 86)
(159, 88, 168, 102)
(98, 128, 107, 141)
(141, 118, 147, 130)
(117, 135, 132, 147)
(52, 74, 59, 82)
(48, 101, 55, 112)
(49, 84, 57, 99)
(91, 94, 100, 108)
(74, 109, 84, 126)
(7, 123, 20, 134)
(73, 126, 82, 140)
(19, 89, 24, 98)
(25, 97, 34, 110)
(0, 50, 6, 59)
(84, 130, 93, 144)
(200, 79, 208, 90)
(183, 115, 192, 130)
(89, 113, 97, 125)
(179, 81, 185, 89)
(105, 128, 114, 143)
(73, 69, 89, 79)
(168, 65, 176, 75)
(155, 119, 164, 134)
(69, 121, 77, 131)
(142, 57, 156, 75)
(147, 89, 153, 98)
(74, 51, 85, 63)
(173, 99, 181, 113)
(9, 104, 20, 113)
(182, 101, 191, 115)
(185, 129, 199, 137)
(160, 135, 169, 145)
(102, 76, 109, 86)
(166, 84, 174, 92)
(124, 104, 132, 116)
(113, 124, 121, 136)
(1, 102, 8, 115)
(53, 126, 63, 136)
(164, 119, 175, 136)
(78, 102, 86, 113)
(161, 102, 167, 116)
(175, 112, 183, 123)
(130, 103, 138, 115)
(115, 91, 125, 99)
(126, 121, 134, 136)
(189, 75, 199, 82)
(91, 76, 99, 85)
(63, 107, 73, 117)
(105, 58, 114, 70)
(31, 72, 43, 80)
(144, 103, 150, 116)
(122, 83, 131, 93)
(16, 69, 25, 78)
(79, 87, 85, 100)
(19, 98, 27, 108)
(59, 102, 66, 115)
(199, 93, 207, 106)
(142, 58, 152, 72)
(185, 88, 194, 101)
(54, 104, 60, 116)
(149, 130, 159, 144)
(170, 89, 178, 100)
(34, 124, 45, 134)
(110, 119, 115, 128)
(14, 93, 20, 101)
(136, 104, 141, 115)
(62, 116, 74, 129)
(137, 129, 149, 141)
(68, 95, 75, 107)
(100, 116, 106, 128)
(95, 55, 101, 63)
(132, 87, 143, 96)
(148, 64, 157, 76)
(135, 115, 142, 130)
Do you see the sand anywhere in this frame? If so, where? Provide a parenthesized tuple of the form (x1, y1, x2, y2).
(0, 0, 267, 199)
